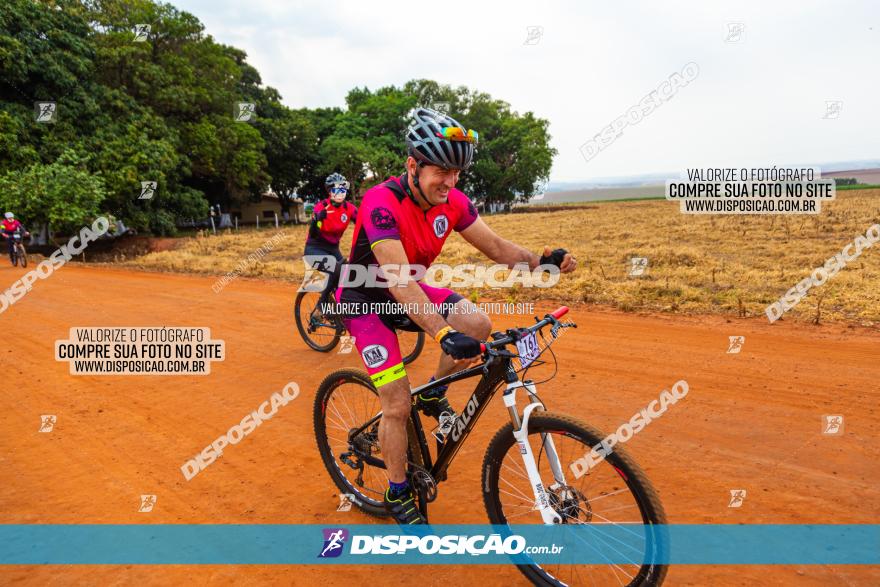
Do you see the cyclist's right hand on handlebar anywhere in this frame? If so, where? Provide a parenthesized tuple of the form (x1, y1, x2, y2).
(439, 330, 482, 360)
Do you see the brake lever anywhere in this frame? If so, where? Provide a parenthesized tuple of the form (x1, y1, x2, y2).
(481, 352, 495, 375)
(480, 348, 517, 375)
(550, 320, 577, 338)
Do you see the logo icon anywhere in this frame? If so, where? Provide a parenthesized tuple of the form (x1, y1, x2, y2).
(299, 255, 336, 292)
(133, 24, 151, 42)
(822, 414, 844, 435)
(338, 335, 355, 354)
(337, 494, 355, 512)
(431, 102, 450, 118)
(628, 257, 649, 277)
(533, 180, 549, 201)
(138, 494, 157, 512)
(727, 336, 745, 354)
(34, 102, 57, 123)
(236, 102, 256, 122)
(371, 207, 397, 231)
(139, 180, 157, 200)
(724, 22, 745, 43)
(39, 415, 56, 433)
(433, 215, 449, 238)
(524, 26, 544, 45)
(340, 213, 348, 223)
(822, 100, 843, 120)
(728, 489, 746, 508)
(318, 528, 348, 558)
(361, 344, 388, 369)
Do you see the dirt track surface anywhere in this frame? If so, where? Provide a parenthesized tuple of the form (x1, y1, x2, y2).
(0, 264, 878, 586)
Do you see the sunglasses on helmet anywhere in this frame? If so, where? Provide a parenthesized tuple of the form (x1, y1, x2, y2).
(438, 126, 479, 144)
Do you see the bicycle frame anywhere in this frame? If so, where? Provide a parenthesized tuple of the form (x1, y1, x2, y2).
(347, 319, 570, 523)
(305, 268, 344, 332)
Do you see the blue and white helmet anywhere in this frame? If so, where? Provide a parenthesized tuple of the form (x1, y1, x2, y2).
(325, 172, 349, 190)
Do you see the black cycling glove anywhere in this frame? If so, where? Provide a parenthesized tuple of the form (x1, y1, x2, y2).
(539, 248, 569, 268)
(439, 330, 482, 360)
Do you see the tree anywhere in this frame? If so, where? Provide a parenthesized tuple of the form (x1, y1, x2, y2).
(258, 106, 317, 205)
(0, 0, 556, 236)
(0, 149, 106, 240)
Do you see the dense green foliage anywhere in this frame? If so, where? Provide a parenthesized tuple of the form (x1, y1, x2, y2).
(0, 0, 555, 235)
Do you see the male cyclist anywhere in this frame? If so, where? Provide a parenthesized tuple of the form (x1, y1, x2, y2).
(1, 212, 30, 265)
(336, 108, 576, 524)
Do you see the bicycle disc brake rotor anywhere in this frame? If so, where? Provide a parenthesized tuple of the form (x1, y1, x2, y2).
(350, 422, 380, 456)
(548, 485, 592, 523)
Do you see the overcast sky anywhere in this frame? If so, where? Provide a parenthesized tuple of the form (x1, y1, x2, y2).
(171, 0, 878, 182)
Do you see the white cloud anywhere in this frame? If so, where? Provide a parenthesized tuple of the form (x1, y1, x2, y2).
(173, 0, 880, 181)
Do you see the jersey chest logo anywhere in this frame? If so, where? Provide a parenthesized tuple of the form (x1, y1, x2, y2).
(340, 213, 348, 223)
(432, 214, 449, 239)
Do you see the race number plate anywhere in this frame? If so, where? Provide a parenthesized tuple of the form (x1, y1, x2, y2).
(516, 331, 540, 368)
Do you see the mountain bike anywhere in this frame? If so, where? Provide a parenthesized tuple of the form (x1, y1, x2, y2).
(313, 306, 668, 586)
(6, 231, 27, 267)
(294, 257, 424, 363)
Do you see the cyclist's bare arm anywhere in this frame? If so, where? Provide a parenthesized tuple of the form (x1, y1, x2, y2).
(371, 239, 450, 339)
(460, 217, 577, 272)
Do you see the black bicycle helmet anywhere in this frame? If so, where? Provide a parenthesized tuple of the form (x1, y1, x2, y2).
(405, 108, 476, 171)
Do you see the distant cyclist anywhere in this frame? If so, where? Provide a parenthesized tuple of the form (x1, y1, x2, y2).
(336, 108, 577, 524)
(303, 173, 358, 287)
(2, 212, 30, 265)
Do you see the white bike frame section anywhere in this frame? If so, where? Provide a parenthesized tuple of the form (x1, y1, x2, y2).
(505, 380, 568, 524)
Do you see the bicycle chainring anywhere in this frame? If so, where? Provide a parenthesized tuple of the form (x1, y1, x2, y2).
(408, 463, 438, 503)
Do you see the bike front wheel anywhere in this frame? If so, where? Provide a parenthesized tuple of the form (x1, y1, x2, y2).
(17, 245, 27, 267)
(482, 412, 668, 587)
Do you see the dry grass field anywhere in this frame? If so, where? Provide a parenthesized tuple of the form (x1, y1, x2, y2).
(109, 189, 880, 326)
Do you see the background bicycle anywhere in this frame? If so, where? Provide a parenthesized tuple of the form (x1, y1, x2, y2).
(294, 257, 424, 363)
(7, 230, 27, 267)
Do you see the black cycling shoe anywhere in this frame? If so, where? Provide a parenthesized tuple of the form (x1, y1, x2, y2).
(415, 385, 458, 420)
(384, 487, 426, 525)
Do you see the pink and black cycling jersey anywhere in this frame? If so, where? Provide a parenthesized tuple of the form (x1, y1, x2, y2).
(339, 174, 479, 305)
(306, 199, 357, 249)
(1, 219, 24, 234)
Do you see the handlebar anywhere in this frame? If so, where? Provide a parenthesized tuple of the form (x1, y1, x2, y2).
(551, 305, 570, 319)
(478, 305, 571, 354)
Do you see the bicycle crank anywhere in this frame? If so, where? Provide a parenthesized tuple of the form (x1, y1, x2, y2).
(407, 463, 438, 503)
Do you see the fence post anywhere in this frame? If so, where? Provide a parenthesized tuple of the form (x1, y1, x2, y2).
(275, 212, 279, 228)
(234, 217, 238, 231)
(256, 215, 259, 229)
(210, 216, 216, 235)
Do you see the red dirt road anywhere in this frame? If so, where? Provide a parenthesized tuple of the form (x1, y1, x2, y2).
(0, 264, 878, 586)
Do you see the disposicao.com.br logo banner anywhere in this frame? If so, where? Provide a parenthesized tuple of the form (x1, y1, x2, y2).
(1, 525, 878, 565)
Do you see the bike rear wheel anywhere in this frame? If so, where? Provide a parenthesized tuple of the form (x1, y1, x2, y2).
(295, 291, 341, 352)
(313, 369, 392, 517)
(482, 412, 668, 587)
